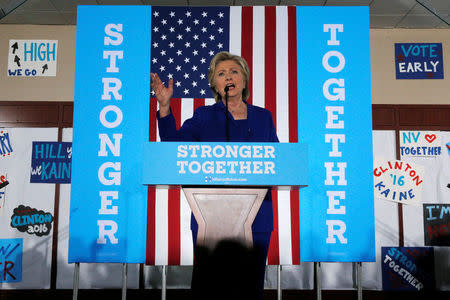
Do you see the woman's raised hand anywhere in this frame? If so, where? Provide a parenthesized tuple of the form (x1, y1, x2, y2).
(151, 73, 173, 117)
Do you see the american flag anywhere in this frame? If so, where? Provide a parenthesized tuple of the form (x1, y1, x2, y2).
(147, 6, 300, 266)
(150, 6, 229, 98)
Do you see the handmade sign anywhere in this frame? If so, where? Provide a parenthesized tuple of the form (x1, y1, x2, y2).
(382, 247, 435, 291)
(0, 238, 23, 282)
(30, 142, 72, 184)
(400, 131, 442, 158)
(0, 130, 14, 158)
(373, 159, 423, 205)
(10, 205, 54, 237)
(7, 40, 58, 77)
(395, 43, 443, 79)
(423, 203, 450, 246)
(0, 172, 8, 216)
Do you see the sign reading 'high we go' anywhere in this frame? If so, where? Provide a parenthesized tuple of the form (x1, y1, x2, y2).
(8, 40, 58, 77)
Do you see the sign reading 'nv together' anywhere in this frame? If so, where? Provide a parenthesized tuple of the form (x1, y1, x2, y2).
(69, 5, 374, 263)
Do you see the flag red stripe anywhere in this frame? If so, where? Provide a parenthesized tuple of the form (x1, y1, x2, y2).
(194, 98, 205, 110)
(241, 7, 253, 105)
(290, 190, 300, 264)
(288, 6, 300, 265)
(288, 6, 298, 144)
(268, 189, 280, 265)
(265, 6, 280, 265)
(146, 187, 156, 265)
(146, 99, 158, 264)
(149, 98, 157, 141)
(167, 98, 182, 265)
(171, 98, 182, 130)
(168, 189, 181, 265)
(264, 6, 277, 122)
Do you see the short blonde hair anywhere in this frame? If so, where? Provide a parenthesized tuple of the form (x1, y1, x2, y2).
(208, 51, 250, 102)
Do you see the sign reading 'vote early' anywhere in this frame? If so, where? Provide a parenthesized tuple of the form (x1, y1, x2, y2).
(395, 43, 443, 79)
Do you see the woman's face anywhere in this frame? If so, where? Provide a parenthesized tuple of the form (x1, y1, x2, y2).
(213, 59, 245, 100)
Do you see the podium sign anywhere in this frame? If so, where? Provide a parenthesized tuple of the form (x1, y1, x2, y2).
(143, 142, 308, 187)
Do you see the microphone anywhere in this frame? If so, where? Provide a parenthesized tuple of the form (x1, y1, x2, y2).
(224, 86, 230, 142)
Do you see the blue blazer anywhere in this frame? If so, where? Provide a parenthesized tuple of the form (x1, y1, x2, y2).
(157, 100, 279, 232)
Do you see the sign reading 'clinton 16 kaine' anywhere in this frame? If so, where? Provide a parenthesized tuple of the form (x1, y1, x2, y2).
(395, 43, 443, 79)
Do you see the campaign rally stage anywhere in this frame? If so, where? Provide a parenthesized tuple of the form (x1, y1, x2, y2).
(69, 5, 374, 264)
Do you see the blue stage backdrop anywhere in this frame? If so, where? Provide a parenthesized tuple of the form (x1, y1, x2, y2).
(69, 5, 375, 263)
(69, 6, 151, 263)
(297, 6, 375, 261)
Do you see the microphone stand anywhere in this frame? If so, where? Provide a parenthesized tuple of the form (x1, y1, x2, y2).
(224, 86, 230, 142)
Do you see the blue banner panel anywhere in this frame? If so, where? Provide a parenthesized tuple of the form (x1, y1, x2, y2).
(395, 43, 444, 79)
(142, 142, 308, 186)
(69, 6, 151, 263)
(382, 247, 435, 291)
(0, 238, 22, 282)
(30, 142, 72, 183)
(297, 7, 375, 261)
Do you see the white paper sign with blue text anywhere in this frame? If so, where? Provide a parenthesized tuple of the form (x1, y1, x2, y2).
(8, 40, 58, 77)
(400, 131, 442, 158)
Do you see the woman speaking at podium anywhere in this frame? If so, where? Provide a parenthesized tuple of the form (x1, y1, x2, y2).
(151, 51, 278, 299)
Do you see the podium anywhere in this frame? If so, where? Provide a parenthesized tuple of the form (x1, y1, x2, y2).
(183, 187, 268, 249)
(143, 142, 308, 249)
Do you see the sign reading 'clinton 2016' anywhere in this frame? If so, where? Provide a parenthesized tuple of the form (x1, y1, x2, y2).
(395, 43, 443, 79)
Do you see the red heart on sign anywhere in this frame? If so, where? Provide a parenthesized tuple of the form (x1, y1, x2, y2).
(425, 134, 436, 143)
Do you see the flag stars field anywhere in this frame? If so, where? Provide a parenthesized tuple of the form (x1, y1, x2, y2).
(151, 7, 228, 98)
